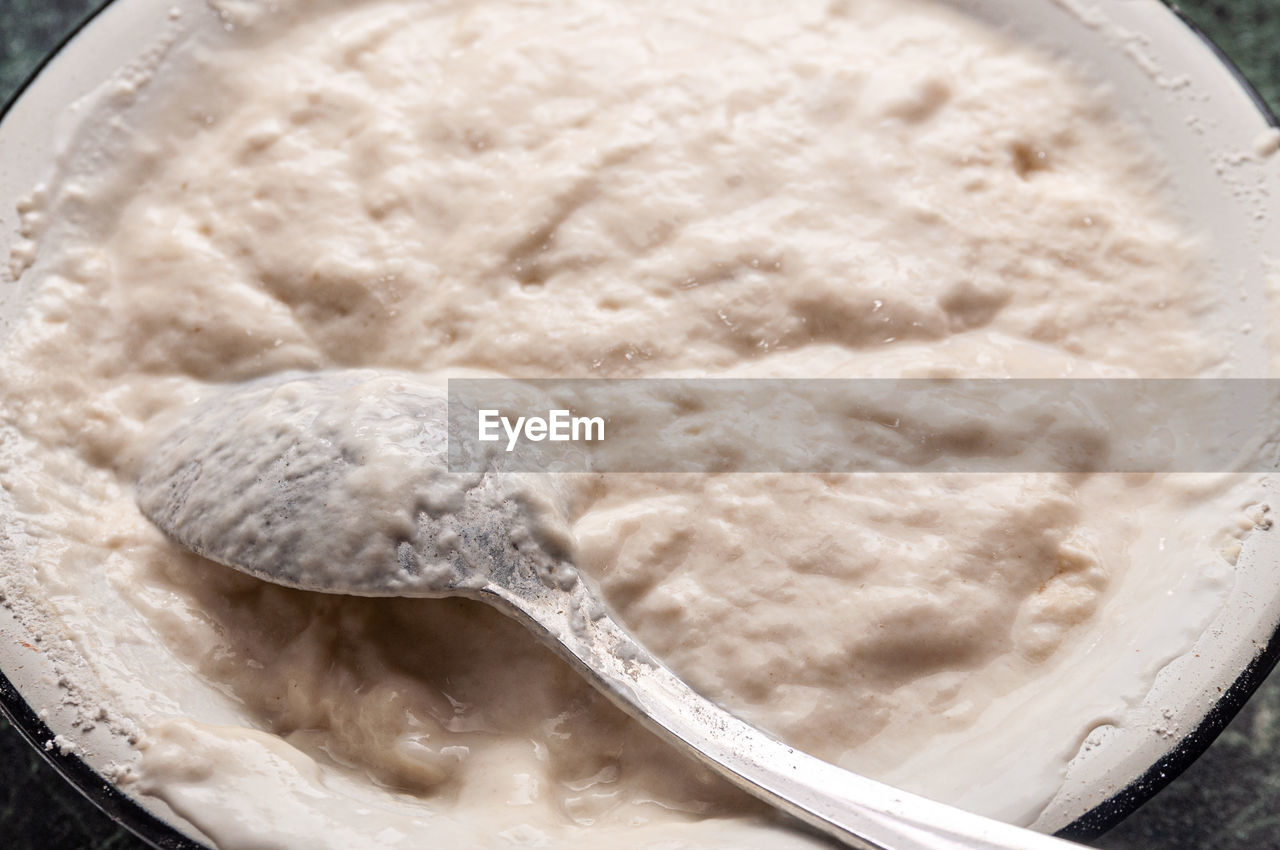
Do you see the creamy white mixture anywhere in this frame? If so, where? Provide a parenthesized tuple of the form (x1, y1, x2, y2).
(0, 0, 1269, 847)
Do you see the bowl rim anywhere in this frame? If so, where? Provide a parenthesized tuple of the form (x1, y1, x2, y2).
(0, 1, 1277, 848)
(1054, 4, 1279, 838)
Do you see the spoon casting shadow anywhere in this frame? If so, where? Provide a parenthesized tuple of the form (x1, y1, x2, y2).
(135, 369, 1085, 850)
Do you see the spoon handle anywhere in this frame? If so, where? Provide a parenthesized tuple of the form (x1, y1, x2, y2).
(485, 580, 1083, 850)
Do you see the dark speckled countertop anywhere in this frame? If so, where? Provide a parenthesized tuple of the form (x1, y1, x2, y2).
(2, 1, 1280, 848)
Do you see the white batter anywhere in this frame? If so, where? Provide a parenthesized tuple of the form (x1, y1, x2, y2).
(0, 0, 1266, 847)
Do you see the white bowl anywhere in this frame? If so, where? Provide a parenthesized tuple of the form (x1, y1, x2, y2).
(1, 0, 1277, 846)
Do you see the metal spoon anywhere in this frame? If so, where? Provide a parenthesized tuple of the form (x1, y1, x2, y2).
(135, 368, 1086, 850)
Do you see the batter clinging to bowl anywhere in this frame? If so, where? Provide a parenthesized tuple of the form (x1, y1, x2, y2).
(0, 0, 1265, 847)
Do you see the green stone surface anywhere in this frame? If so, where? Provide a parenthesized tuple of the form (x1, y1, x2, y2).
(1, 1, 1278, 848)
